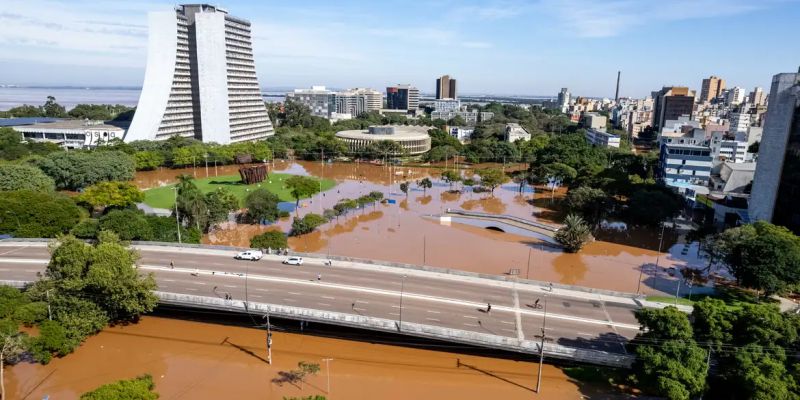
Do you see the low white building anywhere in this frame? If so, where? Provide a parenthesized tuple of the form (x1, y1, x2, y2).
(585, 128, 621, 148)
(449, 127, 473, 143)
(505, 123, 530, 142)
(580, 112, 607, 131)
(709, 131, 749, 164)
(14, 119, 126, 149)
(335, 125, 431, 156)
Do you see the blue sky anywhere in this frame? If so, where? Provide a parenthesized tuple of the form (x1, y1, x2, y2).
(0, 0, 798, 97)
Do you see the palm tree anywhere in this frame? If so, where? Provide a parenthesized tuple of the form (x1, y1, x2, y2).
(554, 214, 593, 253)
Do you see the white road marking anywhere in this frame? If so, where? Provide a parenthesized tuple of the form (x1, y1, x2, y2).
(426, 310, 441, 314)
(255, 288, 269, 292)
(321, 296, 336, 300)
(500, 321, 514, 325)
(288, 292, 302, 295)
(463, 315, 479, 319)
(223, 285, 236, 288)
(391, 305, 400, 309)
(250, 295, 263, 298)
(388, 312, 400, 316)
(425, 317, 441, 322)
(577, 332, 594, 337)
(353, 307, 366, 312)
(283, 298, 297, 302)
(317, 303, 331, 307)
(355, 300, 369, 304)
(163, 279, 176, 282)
(191, 282, 207, 285)
(463, 323, 480, 327)
(185, 288, 198, 291)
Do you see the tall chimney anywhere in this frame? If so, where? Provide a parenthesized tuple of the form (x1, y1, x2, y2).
(614, 70, 621, 102)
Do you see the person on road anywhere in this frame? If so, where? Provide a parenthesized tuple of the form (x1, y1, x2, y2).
(487, 303, 492, 313)
(534, 298, 540, 308)
(317, 273, 322, 281)
(170, 260, 174, 269)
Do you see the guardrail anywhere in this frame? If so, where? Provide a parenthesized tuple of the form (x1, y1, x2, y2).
(0, 238, 645, 300)
(156, 291, 634, 368)
(444, 209, 562, 232)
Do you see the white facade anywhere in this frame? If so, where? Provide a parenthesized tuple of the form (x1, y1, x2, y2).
(585, 128, 621, 148)
(709, 132, 748, 164)
(14, 120, 125, 149)
(726, 86, 746, 106)
(729, 112, 750, 133)
(449, 127, 473, 143)
(286, 86, 334, 118)
(333, 88, 383, 117)
(505, 123, 530, 142)
(126, 4, 274, 144)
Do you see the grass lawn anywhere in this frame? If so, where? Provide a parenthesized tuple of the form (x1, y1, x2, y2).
(143, 173, 336, 209)
(645, 295, 696, 306)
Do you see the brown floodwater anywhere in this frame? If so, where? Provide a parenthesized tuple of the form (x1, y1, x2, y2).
(136, 161, 691, 295)
(7, 317, 607, 399)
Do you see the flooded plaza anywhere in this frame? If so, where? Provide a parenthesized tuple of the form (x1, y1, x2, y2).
(135, 161, 701, 295)
(7, 316, 610, 399)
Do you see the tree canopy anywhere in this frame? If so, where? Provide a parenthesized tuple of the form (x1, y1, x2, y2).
(0, 163, 54, 192)
(35, 150, 135, 190)
(76, 181, 144, 210)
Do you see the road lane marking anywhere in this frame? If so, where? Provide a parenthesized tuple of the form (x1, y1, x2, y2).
(185, 288, 198, 291)
(353, 307, 366, 312)
(463, 323, 480, 327)
(355, 300, 369, 304)
(317, 303, 331, 307)
(250, 295, 263, 298)
(283, 298, 297, 302)
(426, 318, 440, 322)
(191, 282, 207, 285)
(500, 321, 514, 325)
(391, 305, 400, 309)
(321, 296, 336, 300)
(388, 312, 400, 316)
(255, 288, 269, 292)
(577, 332, 594, 337)
(463, 315, 479, 319)
(426, 310, 441, 314)
(163, 279, 176, 282)
(288, 292, 302, 295)
(223, 285, 236, 288)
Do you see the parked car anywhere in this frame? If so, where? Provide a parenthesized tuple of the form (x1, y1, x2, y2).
(234, 250, 263, 261)
(283, 256, 303, 265)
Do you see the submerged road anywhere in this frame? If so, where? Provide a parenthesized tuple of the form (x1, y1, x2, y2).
(0, 241, 642, 355)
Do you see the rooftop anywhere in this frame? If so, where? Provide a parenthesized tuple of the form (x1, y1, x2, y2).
(13, 119, 127, 131)
(335, 125, 430, 140)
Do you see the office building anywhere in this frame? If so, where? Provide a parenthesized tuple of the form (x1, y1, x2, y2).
(333, 88, 382, 117)
(659, 142, 713, 201)
(126, 4, 274, 144)
(709, 131, 749, 164)
(700, 76, 725, 103)
(449, 127, 473, 143)
(749, 71, 800, 233)
(652, 86, 696, 131)
(432, 99, 461, 112)
(729, 112, 750, 134)
(286, 86, 334, 118)
(431, 110, 479, 125)
(436, 75, 457, 99)
(386, 84, 420, 111)
(585, 128, 621, 148)
(335, 125, 431, 156)
(557, 88, 571, 112)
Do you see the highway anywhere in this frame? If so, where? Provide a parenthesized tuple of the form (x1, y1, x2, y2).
(0, 241, 641, 355)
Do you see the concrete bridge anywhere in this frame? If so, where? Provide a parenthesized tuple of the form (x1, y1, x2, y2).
(440, 209, 563, 245)
(0, 239, 640, 368)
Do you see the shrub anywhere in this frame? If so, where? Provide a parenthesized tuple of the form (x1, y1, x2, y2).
(0, 190, 82, 237)
(99, 209, 153, 241)
(250, 231, 288, 249)
(70, 219, 100, 239)
(0, 164, 54, 191)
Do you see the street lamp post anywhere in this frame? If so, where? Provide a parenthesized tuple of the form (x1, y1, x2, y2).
(204, 153, 209, 177)
(322, 358, 334, 396)
(263, 311, 272, 365)
(398, 274, 407, 332)
(525, 247, 532, 280)
(536, 296, 548, 393)
(172, 187, 182, 244)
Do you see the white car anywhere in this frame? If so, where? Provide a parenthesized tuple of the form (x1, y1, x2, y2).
(283, 256, 303, 265)
(235, 250, 263, 261)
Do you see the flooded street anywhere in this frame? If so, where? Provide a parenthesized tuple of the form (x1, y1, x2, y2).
(7, 317, 600, 399)
(136, 161, 697, 295)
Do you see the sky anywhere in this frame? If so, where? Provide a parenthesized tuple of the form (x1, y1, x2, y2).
(1, 0, 799, 97)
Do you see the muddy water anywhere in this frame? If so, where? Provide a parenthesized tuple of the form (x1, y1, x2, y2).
(136, 161, 690, 294)
(7, 317, 600, 399)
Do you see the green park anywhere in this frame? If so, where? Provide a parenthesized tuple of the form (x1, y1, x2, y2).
(143, 173, 336, 209)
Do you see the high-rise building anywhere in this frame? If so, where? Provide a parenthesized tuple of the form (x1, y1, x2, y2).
(729, 112, 751, 134)
(386, 84, 419, 111)
(748, 87, 767, 106)
(652, 86, 696, 131)
(557, 88, 570, 112)
(436, 75, 457, 99)
(726, 86, 747, 106)
(126, 4, 274, 144)
(749, 71, 800, 233)
(286, 86, 334, 118)
(700, 76, 725, 103)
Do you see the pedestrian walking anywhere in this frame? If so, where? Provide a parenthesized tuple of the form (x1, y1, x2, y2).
(169, 260, 174, 269)
(317, 273, 322, 281)
(487, 303, 492, 313)
(534, 298, 540, 308)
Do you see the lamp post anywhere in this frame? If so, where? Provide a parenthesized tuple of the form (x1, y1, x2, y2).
(322, 358, 334, 396)
(204, 153, 209, 177)
(536, 296, 548, 393)
(263, 311, 272, 365)
(172, 187, 182, 244)
(398, 274, 407, 332)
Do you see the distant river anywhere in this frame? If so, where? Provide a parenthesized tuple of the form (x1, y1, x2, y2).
(0, 87, 286, 111)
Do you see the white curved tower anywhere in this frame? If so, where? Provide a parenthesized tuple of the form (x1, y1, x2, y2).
(126, 4, 274, 144)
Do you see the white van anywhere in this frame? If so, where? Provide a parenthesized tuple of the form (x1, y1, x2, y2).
(234, 250, 263, 261)
(283, 256, 303, 265)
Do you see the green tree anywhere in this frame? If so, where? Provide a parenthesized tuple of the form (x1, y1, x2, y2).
(564, 186, 609, 227)
(43, 96, 66, 118)
(35, 150, 136, 190)
(205, 187, 239, 228)
(722, 344, 795, 400)
(0, 164, 54, 191)
(0, 190, 82, 238)
(77, 181, 144, 210)
(285, 175, 321, 206)
(27, 320, 71, 363)
(80, 374, 159, 400)
(99, 209, 153, 241)
(691, 297, 734, 351)
(70, 219, 100, 239)
(290, 213, 327, 236)
(134, 151, 166, 170)
(712, 222, 800, 295)
(554, 214, 593, 253)
(631, 306, 707, 400)
(417, 177, 432, 195)
(441, 170, 461, 190)
(175, 175, 208, 231)
(250, 231, 288, 250)
(145, 215, 198, 243)
(245, 188, 280, 223)
(399, 181, 409, 197)
(0, 319, 26, 400)
(627, 187, 683, 226)
(476, 168, 507, 195)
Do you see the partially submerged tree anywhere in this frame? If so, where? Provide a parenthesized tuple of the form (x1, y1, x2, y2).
(554, 214, 593, 253)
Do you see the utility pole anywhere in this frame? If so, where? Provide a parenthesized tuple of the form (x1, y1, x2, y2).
(422, 235, 427, 265)
(653, 221, 666, 292)
(173, 187, 182, 244)
(525, 248, 532, 279)
(322, 358, 334, 396)
(536, 296, 548, 393)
